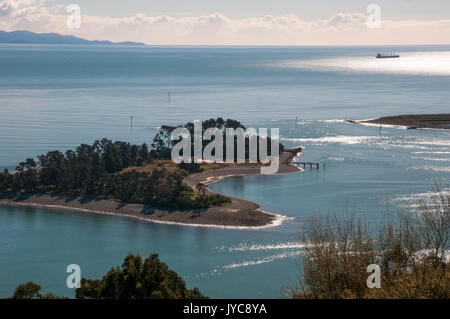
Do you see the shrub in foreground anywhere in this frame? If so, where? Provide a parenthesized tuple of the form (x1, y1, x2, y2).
(11, 253, 206, 299)
(293, 188, 449, 299)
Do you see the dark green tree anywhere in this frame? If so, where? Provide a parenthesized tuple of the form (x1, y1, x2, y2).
(76, 253, 206, 299)
(11, 282, 63, 299)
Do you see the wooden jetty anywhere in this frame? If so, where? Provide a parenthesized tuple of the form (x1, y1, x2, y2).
(294, 162, 320, 169)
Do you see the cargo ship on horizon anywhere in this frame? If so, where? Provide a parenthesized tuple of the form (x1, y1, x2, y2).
(376, 53, 400, 58)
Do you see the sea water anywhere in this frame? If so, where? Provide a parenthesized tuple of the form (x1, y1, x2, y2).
(0, 44, 449, 298)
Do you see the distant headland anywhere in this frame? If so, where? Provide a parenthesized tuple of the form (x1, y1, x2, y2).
(349, 114, 450, 130)
(0, 30, 146, 46)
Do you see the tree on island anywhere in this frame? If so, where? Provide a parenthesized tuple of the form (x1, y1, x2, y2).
(177, 162, 203, 173)
(0, 118, 284, 210)
(196, 183, 207, 198)
(151, 117, 284, 162)
(15, 158, 37, 172)
(0, 137, 230, 209)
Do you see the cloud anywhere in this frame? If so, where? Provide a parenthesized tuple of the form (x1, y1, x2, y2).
(326, 13, 367, 27)
(1, 0, 450, 45)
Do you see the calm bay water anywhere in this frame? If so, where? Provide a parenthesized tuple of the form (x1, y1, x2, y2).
(0, 44, 449, 298)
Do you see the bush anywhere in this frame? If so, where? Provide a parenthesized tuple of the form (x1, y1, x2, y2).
(293, 187, 449, 299)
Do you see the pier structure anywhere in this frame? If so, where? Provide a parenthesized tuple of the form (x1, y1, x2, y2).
(294, 162, 320, 169)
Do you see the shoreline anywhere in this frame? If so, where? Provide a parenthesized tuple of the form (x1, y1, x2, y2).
(0, 200, 294, 230)
(0, 148, 302, 230)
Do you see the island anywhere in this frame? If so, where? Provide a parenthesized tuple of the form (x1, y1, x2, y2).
(0, 30, 146, 46)
(0, 118, 302, 228)
(352, 114, 450, 130)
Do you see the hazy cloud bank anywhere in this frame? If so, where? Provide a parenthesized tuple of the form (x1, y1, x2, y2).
(1, 0, 449, 45)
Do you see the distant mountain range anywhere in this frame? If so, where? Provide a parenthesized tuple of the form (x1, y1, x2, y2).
(0, 30, 146, 46)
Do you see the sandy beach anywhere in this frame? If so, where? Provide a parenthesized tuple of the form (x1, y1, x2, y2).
(0, 148, 302, 229)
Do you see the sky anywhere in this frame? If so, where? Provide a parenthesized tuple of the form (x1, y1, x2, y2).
(1, 0, 450, 45)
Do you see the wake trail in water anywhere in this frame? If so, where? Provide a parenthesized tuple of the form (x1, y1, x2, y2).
(215, 241, 306, 253)
(222, 251, 302, 269)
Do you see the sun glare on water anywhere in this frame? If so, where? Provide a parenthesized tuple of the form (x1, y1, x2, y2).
(281, 51, 450, 76)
